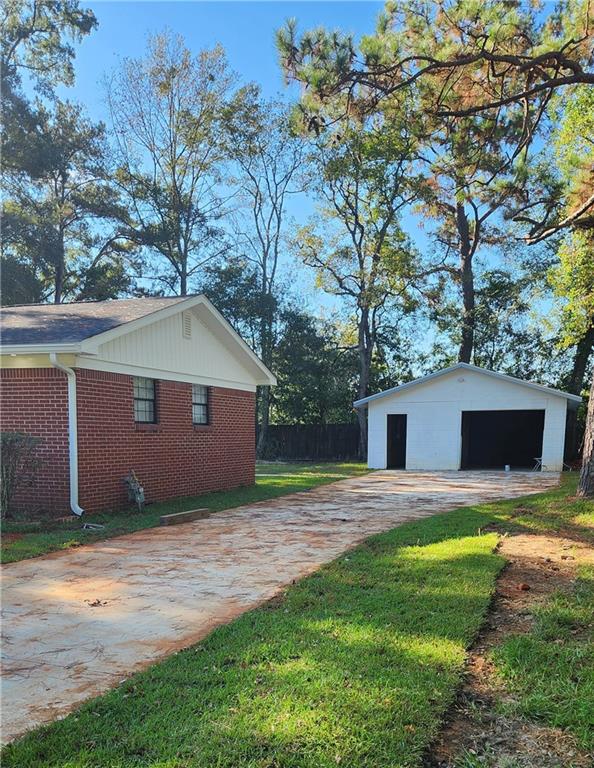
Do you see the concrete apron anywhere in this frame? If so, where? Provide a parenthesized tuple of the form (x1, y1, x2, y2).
(1, 470, 559, 744)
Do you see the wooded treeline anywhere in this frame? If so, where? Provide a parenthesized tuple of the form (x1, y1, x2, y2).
(2, 1, 593, 492)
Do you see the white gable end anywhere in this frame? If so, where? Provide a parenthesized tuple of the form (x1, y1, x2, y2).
(76, 305, 264, 391)
(379, 367, 563, 406)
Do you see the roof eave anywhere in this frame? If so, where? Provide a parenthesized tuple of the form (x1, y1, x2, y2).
(49, 294, 276, 387)
(1, 295, 277, 387)
(0, 342, 83, 355)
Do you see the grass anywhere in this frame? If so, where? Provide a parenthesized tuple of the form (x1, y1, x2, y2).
(462, 473, 594, 544)
(492, 565, 594, 750)
(5, 476, 593, 767)
(461, 473, 594, 752)
(0, 462, 368, 564)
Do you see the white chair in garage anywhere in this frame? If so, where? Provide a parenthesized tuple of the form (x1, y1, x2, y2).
(535, 457, 574, 472)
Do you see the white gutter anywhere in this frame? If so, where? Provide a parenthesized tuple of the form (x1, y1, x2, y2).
(49, 353, 84, 517)
(1, 342, 82, 355)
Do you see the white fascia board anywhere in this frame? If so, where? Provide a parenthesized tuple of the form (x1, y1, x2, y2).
(194, 298, 277, 386)
(462, 364, 583, 403)
(353, 364, 463, 407)
(353, 362, 582, 408)
(0, 342, 82, 355)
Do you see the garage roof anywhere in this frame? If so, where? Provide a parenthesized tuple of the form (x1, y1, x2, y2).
(353, 363, 583, 407)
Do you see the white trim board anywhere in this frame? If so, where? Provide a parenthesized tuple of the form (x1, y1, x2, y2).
(75, 357, 257, 392)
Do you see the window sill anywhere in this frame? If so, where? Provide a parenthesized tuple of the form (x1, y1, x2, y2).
(135, 423, 161, 433)
(193, 423, 213, 432)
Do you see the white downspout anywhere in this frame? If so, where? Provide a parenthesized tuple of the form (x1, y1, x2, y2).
(49, 353, 84, 517)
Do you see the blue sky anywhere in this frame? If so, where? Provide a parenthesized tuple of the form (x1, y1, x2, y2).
(42, 0, 563, 370)
(59, 1, 393, 308)
(31, 1, 563, 373)
(64, 1, 383, 122)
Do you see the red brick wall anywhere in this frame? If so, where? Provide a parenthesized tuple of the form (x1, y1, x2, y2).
(76, 369, 256, 513)
(0, 367, 256, 516)
(0, 368, 70, 514)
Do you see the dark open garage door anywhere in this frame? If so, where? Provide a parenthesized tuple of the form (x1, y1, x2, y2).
(461, 410, 545, 470)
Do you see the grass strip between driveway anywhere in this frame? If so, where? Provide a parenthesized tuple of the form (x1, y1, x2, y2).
(3, 477, 592, 767)
(1, 462, 369, 564)
(492, 563, 594, 752)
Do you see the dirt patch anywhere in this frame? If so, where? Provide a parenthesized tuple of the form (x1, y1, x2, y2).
(1, 533, 24, 543)
(426, 533, 594, 768)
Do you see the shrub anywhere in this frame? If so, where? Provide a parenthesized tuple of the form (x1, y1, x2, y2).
(0, 432, 41, 518)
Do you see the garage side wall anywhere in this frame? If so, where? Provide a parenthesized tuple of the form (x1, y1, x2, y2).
(367, 370, 568, 471)
(76, 369, 256, 513)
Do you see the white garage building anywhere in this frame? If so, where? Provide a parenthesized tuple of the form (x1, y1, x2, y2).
(354, 363, 581, 472)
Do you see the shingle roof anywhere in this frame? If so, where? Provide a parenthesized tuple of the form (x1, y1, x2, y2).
(0, 297, 188, 345)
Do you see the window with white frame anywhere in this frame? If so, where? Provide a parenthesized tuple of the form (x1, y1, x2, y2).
(192, 384, 209, 424)
(133, 377, 157, 423)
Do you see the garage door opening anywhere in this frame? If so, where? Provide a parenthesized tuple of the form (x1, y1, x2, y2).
(461, 410, 545, 470)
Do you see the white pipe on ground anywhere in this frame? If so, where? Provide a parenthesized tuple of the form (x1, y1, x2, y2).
(49, 353, 84, 517)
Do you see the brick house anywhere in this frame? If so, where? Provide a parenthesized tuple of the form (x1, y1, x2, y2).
(0, 296, 275, 516)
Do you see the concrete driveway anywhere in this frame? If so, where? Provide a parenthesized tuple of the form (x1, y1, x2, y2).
(1, 470, 558, 743)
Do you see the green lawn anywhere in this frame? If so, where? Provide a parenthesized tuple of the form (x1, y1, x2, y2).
(4, 475, 592, 768)
(493, 564, 594, 751)
(0, 462, 369, 564)
(470, 475, 594, 753)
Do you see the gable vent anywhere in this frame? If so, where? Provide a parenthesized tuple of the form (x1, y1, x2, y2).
(182, 311, 192, 339)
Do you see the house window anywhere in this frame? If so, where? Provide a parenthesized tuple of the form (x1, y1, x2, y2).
(133, 377, 156, 423)
(192, 384, 209, 425)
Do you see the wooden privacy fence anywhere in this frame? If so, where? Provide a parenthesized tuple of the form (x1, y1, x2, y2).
(257, 423, 361, 461)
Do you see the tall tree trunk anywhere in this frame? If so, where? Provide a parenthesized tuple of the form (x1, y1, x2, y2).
(356, 307, 372, 460)
(356, 401, 368, 461)
(256, 386, 270, 458)
(180, 267, 187, 297)
(578, 370, 594, 497)
(456, 203, 475, 364)
(256, 291, 274, 458)
(564, 325, 594, 462)
(54, 237, 65, 304)
(567, 324, 594, 394)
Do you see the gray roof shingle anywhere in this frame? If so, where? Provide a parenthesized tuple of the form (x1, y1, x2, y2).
(0, 297, 189, 346)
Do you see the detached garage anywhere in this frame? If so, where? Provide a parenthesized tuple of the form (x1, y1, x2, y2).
(354, 363, 581, 472)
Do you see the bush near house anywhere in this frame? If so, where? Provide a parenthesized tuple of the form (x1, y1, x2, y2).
(0, 432, 41, 518)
